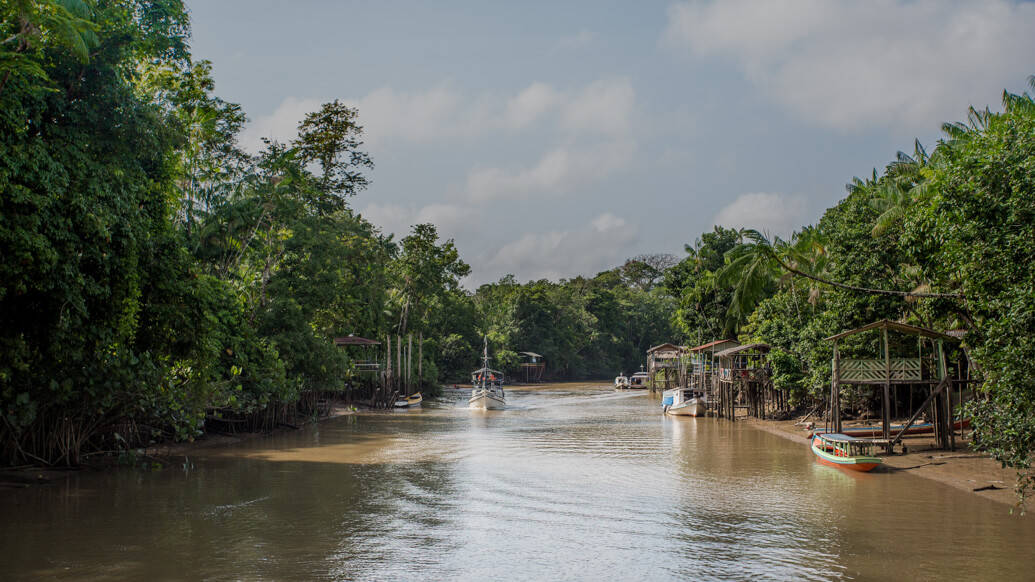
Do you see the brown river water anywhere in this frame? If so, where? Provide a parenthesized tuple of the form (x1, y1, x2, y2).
(2, 382, 1034, 581)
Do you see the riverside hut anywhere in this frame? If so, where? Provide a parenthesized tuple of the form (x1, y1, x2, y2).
(689, 339, 739, 405)
(647, 343, 687, 392)
(518, 351, 546, 383)
(825, 320, 965, 453)
(714, 343, 780, 420)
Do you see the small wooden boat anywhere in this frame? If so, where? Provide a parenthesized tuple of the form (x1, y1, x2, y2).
(811, 433, 882, 472)
(394, 392, 423, 408)
(807, 418, 970, 439)
(662, 387, 707, 416)
(614, 373, 630, 390)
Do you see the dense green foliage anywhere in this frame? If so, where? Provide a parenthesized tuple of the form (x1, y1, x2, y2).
(664, 79, 1035, 503)
(0, 2, 675, 465)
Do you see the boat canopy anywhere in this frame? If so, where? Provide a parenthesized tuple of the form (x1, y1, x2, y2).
(814, 433, 865, 443)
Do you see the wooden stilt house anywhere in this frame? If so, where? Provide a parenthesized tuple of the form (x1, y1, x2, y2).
(714, 343, 775, 420)
(518, 351, 545, 383)
(647, 343, 687, 393)
(825, 320, 964, 453)
(688, 339, 738, 407)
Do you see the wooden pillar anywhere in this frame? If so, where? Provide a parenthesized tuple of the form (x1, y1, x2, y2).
(406, 333, 413, 395)
(882, 327, 891, 448)
(396, 335, 402, 395)
(418, 332, 423, 390)
(832, 341, 842, 433)
(938, 340, 953, 450)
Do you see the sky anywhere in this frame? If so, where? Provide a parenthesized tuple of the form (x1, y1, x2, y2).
(185, 0, 1035, 287)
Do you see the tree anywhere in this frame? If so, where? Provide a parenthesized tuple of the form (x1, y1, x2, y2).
(294, 99, 373, 213)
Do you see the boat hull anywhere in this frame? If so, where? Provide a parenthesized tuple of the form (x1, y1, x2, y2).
(811, 439, 882, 472)
(469, 391, 506, 410)
(666, 399, 707, 417)
(395, 393, 423, 408)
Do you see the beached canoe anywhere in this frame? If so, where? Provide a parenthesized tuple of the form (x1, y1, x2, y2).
(811, 433, 882, 472)
(395, 392, 423, 408)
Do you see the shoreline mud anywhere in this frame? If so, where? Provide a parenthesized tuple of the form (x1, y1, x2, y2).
(744, 416, 1023, 510)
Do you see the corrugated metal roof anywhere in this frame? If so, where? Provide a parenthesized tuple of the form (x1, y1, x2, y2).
(647, 343, 685, 353)
(824, 319, 956, 342)
(333, 335, 380, 346)
(714, 343, 770, 357)
(519, 351, 543, 358)
(689, 339, 738, 352)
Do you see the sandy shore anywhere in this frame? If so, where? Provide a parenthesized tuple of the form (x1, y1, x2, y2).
(745, 416, 1022, 509)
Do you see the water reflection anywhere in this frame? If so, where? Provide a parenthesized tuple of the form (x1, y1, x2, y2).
(0, 382, 1033, 581)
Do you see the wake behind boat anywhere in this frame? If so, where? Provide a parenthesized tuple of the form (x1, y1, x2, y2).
(469, 338, 506, 409)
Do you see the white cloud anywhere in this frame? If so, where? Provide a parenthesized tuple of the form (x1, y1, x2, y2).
(480, 213, 639, 283)
(239, 96, 323, 153)
(241, 78, 637, 152)
(464, 140, 636, 202)
(560, 78, 636, 135)
(503, 82, 561, 129)
(663, 0, 1035, 131)
(712, 192, 806, 238)
(555, 29, 595, 51)
(360, 202, 478, 241)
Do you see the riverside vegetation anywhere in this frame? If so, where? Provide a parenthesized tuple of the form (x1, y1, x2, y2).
(1, 1, 1034, 503)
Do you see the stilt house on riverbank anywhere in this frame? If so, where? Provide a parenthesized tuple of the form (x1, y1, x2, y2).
(647, 343, 687, 392)
(825, 320, 970, 453)
(713, 343, 788, 420)
(518, 351, 545, 383)
(335, 333, 426, 408)
(688, 339, 738, 399)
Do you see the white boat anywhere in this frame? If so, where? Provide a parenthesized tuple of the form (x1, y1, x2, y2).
(469, 339, 506, 409)
(614, 373, 630, 390)
(628, 370, 650, 390)
(662, 387, 707, 417)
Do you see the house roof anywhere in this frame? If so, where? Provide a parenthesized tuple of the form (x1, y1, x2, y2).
(519, 351, 542, 358)
(715, 343, 770, 357)
(647, 343, 685, 353)
(333, 335, 380, 346)
(824, 319, 957, 342)
(689, 339, 738, 352)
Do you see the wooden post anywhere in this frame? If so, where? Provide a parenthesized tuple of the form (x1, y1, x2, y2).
(407, 333, 413, 395)
(418, 332, 423, 390)
(882, 327, 892, 450)
(939, 340, 953, 450)
(396, 334, 402, 395)
(832, 340, 842, 433)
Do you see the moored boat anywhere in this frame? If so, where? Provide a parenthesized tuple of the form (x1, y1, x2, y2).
(394, 392, 423, 408)
(810, 433, 882, 472)
(614, 373, 630, 390)
(469, 338, 506, 410)
(662, 387, 707, 416)
(628, 370, 649, 390)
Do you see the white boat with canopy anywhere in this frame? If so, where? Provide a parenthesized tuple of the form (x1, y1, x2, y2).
(469, 339, 506, 409)
(662, 387, 707, 416)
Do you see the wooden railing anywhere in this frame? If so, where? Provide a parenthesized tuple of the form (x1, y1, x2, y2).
(840, 358, 921, 382)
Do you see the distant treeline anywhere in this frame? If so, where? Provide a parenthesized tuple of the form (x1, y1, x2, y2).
(662, 79, 1035, 503)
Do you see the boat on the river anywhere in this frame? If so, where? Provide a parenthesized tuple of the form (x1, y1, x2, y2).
(662, 387, 707, 416)
(807, 418, 971, 439)
(614, 373, 630, 390)
(628, 368, 649, 390)
(395, 392, 423, 408)
(810, 433, 882, 472)
(469, 339, 506, 409)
